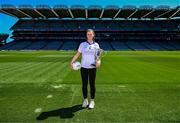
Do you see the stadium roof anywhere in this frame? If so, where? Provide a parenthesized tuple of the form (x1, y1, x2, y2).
(0, 4, 180, 19)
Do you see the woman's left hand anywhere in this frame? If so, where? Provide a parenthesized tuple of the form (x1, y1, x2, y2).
(96, 59, 101, 68)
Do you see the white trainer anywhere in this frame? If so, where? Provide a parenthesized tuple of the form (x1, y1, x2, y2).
(88, 100, 95, 109)
(82, 99, 88, 108)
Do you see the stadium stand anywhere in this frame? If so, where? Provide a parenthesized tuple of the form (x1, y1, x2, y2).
(111, 41, 132, 50)
(0, 4, 180, 51)
(6, 40, 32, 50)
(22, 40, 48, 50)
(0, 33, 9, 47)
(42, 40, 63, 50)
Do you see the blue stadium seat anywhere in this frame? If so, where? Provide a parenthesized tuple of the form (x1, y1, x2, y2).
(60, 40, 79, 50)
(141, 41, 166, 50)
(110, 41, 132, 50)
(23, 40, 48, 50)
(97, 41, 113, 50)
(0, 41, 17, 50)
(6, 40, 32, 50)
(125, 41, 149, 50)
(42, 41, 63, 50)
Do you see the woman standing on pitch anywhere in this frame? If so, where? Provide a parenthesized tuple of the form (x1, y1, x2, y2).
(70, 29, 103, 109)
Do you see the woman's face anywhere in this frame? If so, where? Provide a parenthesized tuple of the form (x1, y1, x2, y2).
(87, 31, 94, 41)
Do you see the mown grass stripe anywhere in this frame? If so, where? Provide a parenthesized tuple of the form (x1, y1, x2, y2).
(44, 62, 69, 83)
(0, 62, 52, 83)
(0, 62, 44, 80)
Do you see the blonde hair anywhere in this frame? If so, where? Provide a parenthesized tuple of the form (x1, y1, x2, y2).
(86, 29, 95, 41)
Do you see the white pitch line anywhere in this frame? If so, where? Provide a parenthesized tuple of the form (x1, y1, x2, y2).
(46, 95, 53, 99)
(34, 108, 42, 113)
(51, 84, 63, 89)
(118, 85, 126, 88)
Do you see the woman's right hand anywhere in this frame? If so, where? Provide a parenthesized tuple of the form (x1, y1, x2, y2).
(70, 51, 81, 70)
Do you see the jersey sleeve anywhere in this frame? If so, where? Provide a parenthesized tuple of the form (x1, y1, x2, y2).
(98, 44, 100, 49)
(96, 43, 100, 49)
(78, 43, 83, 53)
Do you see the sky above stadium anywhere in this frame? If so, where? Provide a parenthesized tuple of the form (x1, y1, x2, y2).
(0, 0, 180, 42)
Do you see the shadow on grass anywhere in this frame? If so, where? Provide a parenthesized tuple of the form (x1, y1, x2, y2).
(36, 104, 84, 120)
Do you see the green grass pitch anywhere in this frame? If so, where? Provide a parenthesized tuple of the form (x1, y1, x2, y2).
(0, 51, 180, 123)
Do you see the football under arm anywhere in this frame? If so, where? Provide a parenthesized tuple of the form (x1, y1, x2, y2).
(71, 51, 81, 64)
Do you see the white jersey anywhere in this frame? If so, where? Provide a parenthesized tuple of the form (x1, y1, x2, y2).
(78, 41, 100, 69)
